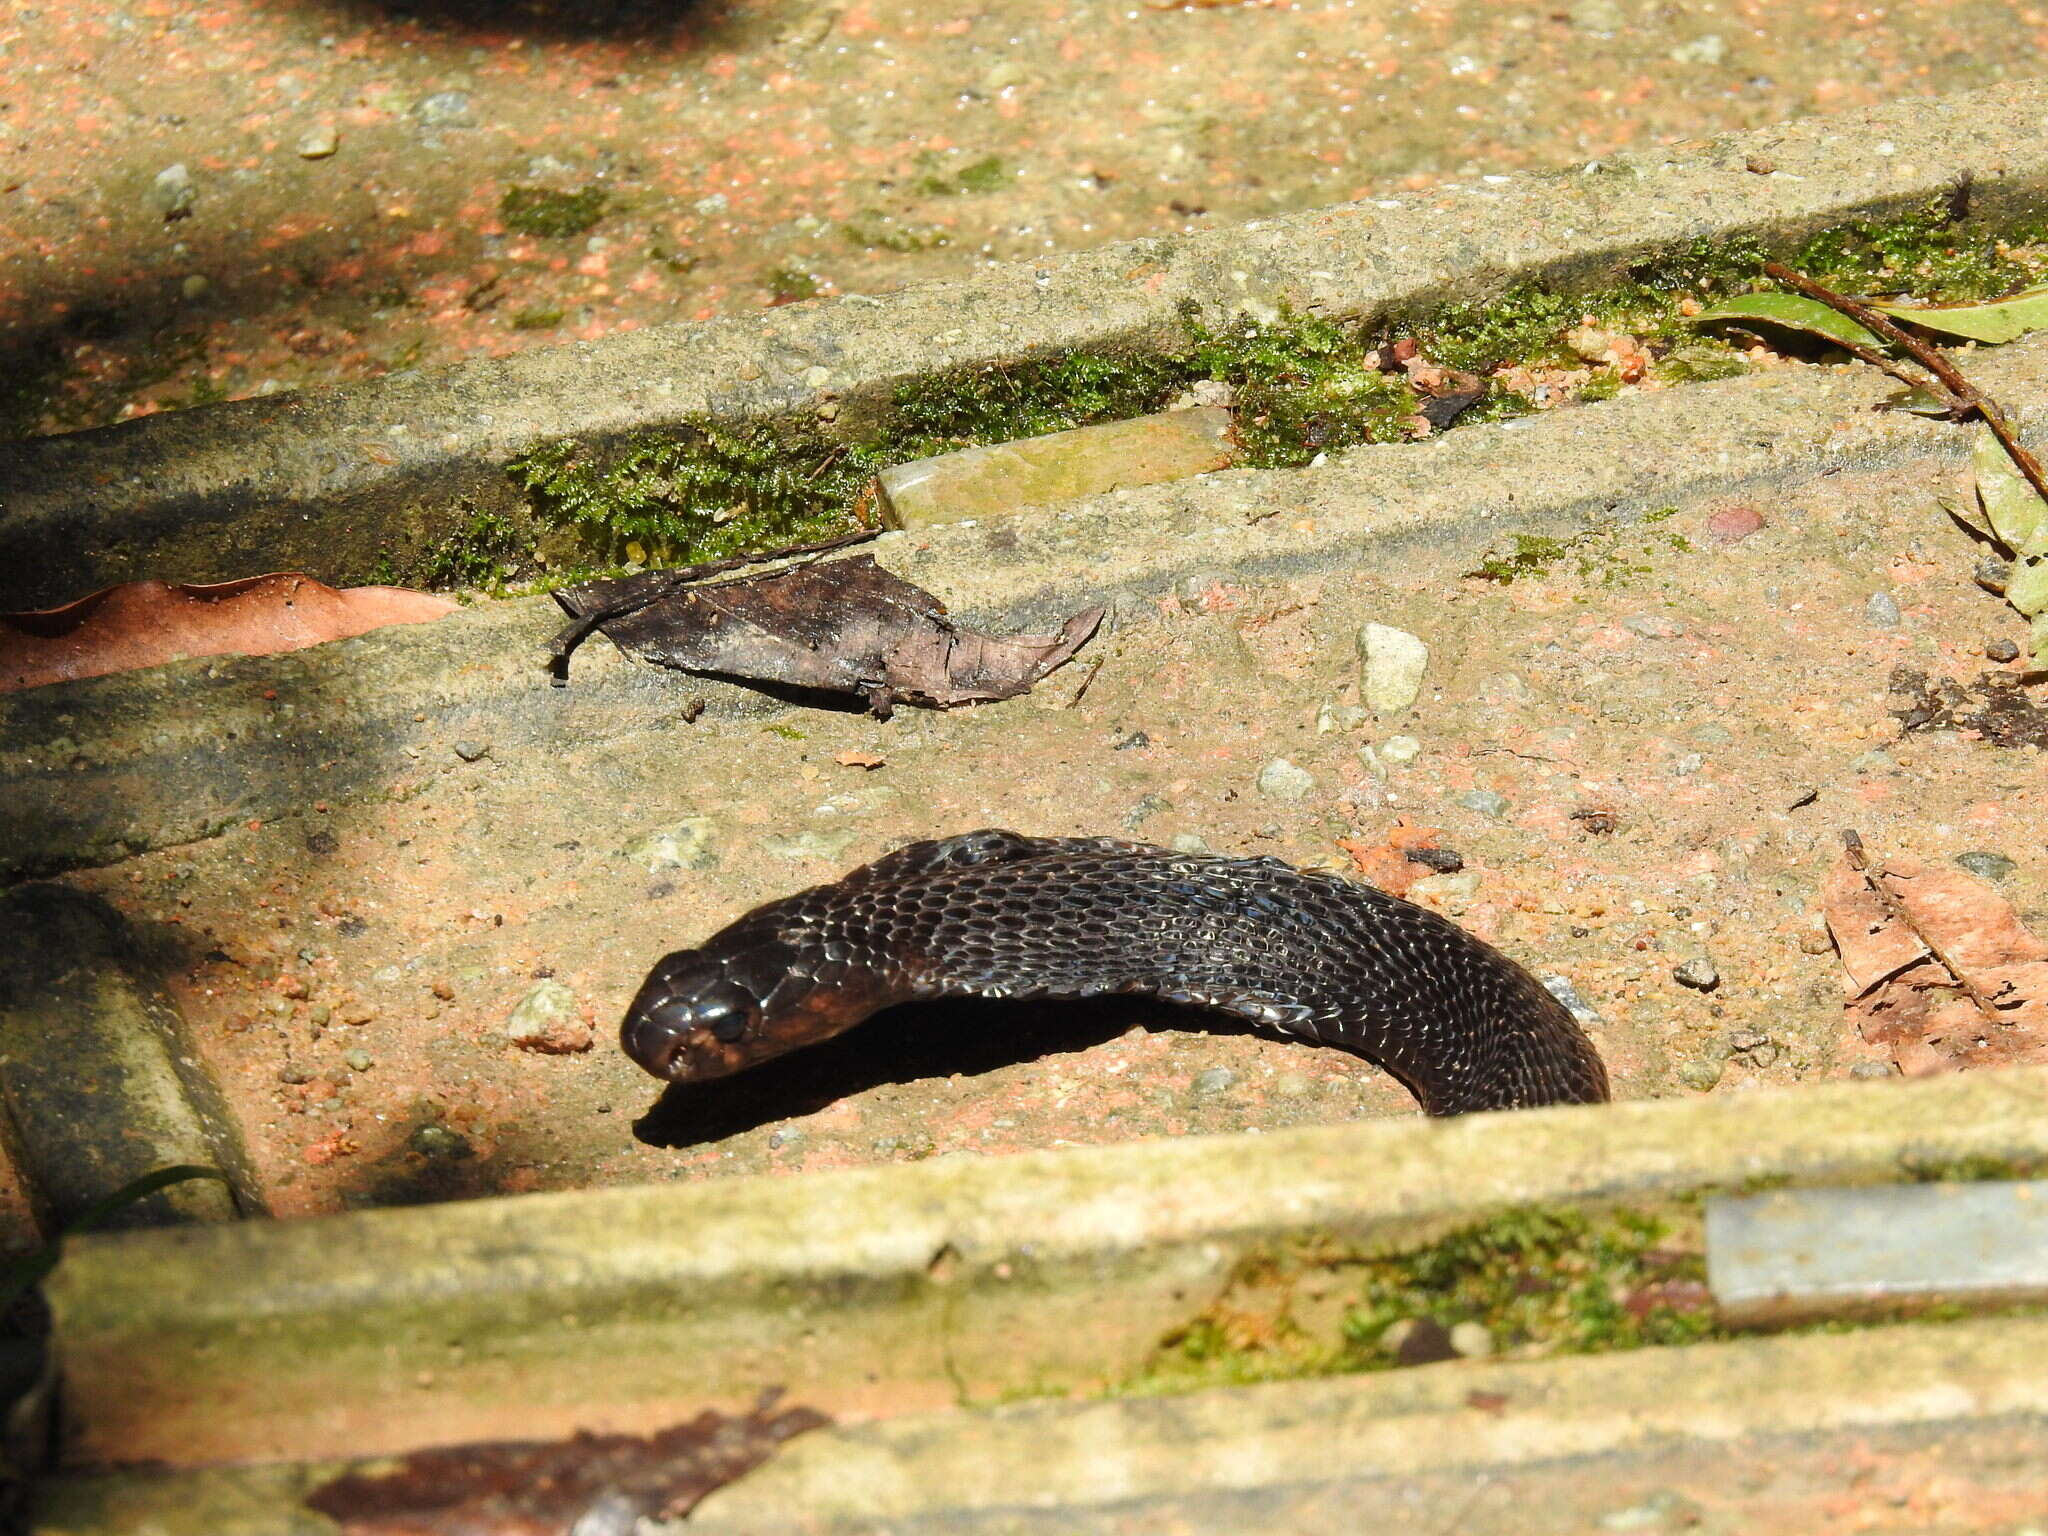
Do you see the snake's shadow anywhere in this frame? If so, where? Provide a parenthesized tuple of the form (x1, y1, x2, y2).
(631, 996, 1257, 1150)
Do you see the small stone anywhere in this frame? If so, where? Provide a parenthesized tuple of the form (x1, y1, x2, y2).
(180, 274, 210, 301)
(1568, 0, 1623, 29)
(343, 1049, 373, 1072)
(1987, 636, 2022, 663)
(1191, 1067, 1237, 1096)
(309, 1004, 332, 1026)
(1600, 1491, 1705, 1532)
(1863, 591, 1902, 628)
(453, 739, 490, 762)
(1677, 1058, 1724, 1091)
(1848, 1060, 1897, 1081)
(624, 817, 721, 873)
(1668, 32, 1726, 65)
(505, 980, 592, 1053)
(1674, 956, 1721, 991)
(296, 127, 339, 159)
(1456, 788, 1509, 820)
(1540, 974, 1603, 1025)
(1671, 752, 1704, 777)
(1404, 846, 1464, 874)
(279, 1065, 312, 1085)
(1799, 930, 1833, 955)
(1272, 1071, 1314, 1096)
(1384, 1316, 1457, 1366)
(410, 1123, 473, 1159)
(1410, 871, 1481, 902)
(1690, 723, 1734, 748)
(767, 1128, 804, 1150)
(1957, 851, 2018, 881)
(1317, 701, 1368, 734)
(1256, 758, 1315, 801)
(1975, 557, 2012, 596)
(150, 163, 196, 220)
(1123, 792, 1173, 831)
(1379, 735, 1422, 765)
(804, 366, 832, 389)
(1725, 1027, 1769, 1054)
(1448, 1320, 1494, 1358)
(1358, 623, 1430, 713)
(1170, 833, 1212, 854)
(415, 91, 476, 127)
(1848, 748, 1896, 774)
(1622, 612, 1684, 638)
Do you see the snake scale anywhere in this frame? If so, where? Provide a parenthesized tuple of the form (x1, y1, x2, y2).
(621, 830, 1608, 1116)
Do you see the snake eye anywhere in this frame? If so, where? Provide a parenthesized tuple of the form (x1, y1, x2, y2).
(701, 997, 750, 1042)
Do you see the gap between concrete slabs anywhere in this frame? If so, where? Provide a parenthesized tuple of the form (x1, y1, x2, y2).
(6, 327, 2047, 882)
(42, 1067, 2048, 1470)
(4, 78, 2048, 610)
(680, 1314, 2048, 1532)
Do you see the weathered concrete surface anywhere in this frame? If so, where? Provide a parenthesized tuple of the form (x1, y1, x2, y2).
(40, 1411, 2048, 1536)
(0, 885, 252, 1228)
(5, 77, 2048, 608)
(685, 1315, 2048, 1531)
(11, 328, 2048, 882)
(41, 1067, 2048, 1468)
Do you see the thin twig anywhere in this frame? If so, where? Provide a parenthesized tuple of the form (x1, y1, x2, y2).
(1841, 829, 2010, 1029)
(1764, 261, 2048, 509)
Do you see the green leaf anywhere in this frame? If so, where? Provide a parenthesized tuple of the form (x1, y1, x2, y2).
(1973, 424, 2048, 558)
(1885, 384, 1956, 417)
(1690, 292, 1889, 353)
(0, 1165, 229, 1315)
(2008, 556, 2048, 618)
(2033, 611, 2048, 669)
(1870, 286, 2048, 344)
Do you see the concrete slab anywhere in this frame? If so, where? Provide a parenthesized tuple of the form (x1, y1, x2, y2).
(7, 78, 2048, 608)
(41, 1068, 2048, 1468)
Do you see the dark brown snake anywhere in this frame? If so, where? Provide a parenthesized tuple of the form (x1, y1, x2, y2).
(620, 830, 1608, 1116)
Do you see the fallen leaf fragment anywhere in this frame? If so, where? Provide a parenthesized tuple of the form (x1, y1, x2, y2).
(1869, 285, 2048, 345)
(553, 555, 1102, 718)
(0, 574, 456, 693)
(834, 750, 886, 769)
(304, 1398, 828, 1535)
(1336, 819, 1453, 897)
(1821, 846, 2048, 1077)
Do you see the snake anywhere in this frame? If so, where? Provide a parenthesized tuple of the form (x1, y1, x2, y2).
(620, 830, 1608, 1117)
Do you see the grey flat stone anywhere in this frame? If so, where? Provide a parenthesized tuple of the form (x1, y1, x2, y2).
(1707, 1180, 2048, 1325)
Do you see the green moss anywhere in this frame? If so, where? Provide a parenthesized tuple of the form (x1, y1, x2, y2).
(913, 151, 1010, 197)
(841, 210, 952, 253)
(418, 505, 534, 593)
(1899, 1152, 2044, 1184)
(510, 307, 564, 331)
(763, 266, 823, 305)
(506, 421, 884, 568)
(1467, 506, 1689, 587)
(1578, 370, 1625, 402)
(1119, 1203, 1717, 1399)
(499, 184, 609, 239)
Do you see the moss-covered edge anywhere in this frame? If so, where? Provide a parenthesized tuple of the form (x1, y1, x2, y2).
(1104, 1148, 2048, 1403)
(389, 196, 2048, 591)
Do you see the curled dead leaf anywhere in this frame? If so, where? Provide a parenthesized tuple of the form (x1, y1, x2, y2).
(1, 574, 456, 693)
(834, 750, 886, 770)
(1821, 846, 2048, 1078)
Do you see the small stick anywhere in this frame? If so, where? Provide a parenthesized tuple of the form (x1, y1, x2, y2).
(1764, 261, 2048, 509)
(1841, 829, 2009, 1029)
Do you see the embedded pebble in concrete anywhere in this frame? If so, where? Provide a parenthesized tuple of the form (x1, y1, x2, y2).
(1458, 789, 1510, 820)
(1358, 624, 1429, 714)
(1956, 851, 2018, 880)
(1541, 975, 1604, 1025)
(1190, 1067, 1237, 1096)
(623, 818, 721, 874)
(1674, 957, 1722, 992)
(1865, 591, 1904, 628)
(761, 827, 861, 862)
(1255, 758, 1315, 802)
(1449, 1321, 1495, 1359)
(505, 981, 588, 1052)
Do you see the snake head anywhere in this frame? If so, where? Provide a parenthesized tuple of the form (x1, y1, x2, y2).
(620, 951, 767, 1082)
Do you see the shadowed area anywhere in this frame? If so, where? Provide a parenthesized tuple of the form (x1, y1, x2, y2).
(631, 996, 1277, 1150)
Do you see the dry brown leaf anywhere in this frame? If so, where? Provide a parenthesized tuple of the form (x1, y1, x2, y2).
(1821, 850, 2048, 1076)
(1336, 819, 1453, 898)
(834, 750, 886, 770)
(553, 555, 1101, 718)
(1, 574, 456, 693)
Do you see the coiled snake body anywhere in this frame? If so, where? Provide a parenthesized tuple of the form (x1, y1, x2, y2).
(621, 830, 1608, 1116)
